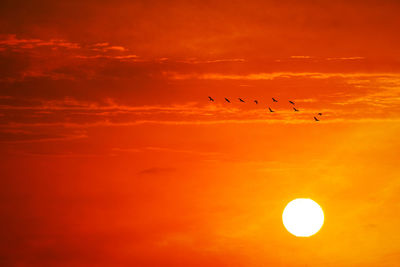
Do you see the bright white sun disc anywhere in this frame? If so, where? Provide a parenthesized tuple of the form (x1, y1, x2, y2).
(282, 198, 324, 237)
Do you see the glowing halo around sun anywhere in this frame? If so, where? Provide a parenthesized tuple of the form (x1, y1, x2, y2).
(282, 198, 324, 237)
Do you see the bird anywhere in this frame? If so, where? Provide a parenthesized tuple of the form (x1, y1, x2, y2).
(272, 98, 278, 102)
(225, 98, 231, 103)
(238, 98, 245, 103)
(289, 100, 295, 105)
(208, 96, 214, 102)
(268, 107, 275, 112)
(318, 113, 322, 116)
(314, 116, 319, 121)
(254, 100, 258, 104)
(293, 107, 299, 112)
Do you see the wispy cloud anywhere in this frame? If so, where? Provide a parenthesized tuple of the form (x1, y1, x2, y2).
(290, 56, 312, 59)
(178, 58, 246, 64)
(0, 130, 87, 143)
(91, 42, 128, 52)
(326, 57, 365, 61)
(74, 54, 139, 61)
(333, 89, 400, 107)
(0, 34, 80, 49)
(0, 35, 145, 82)
(165, 72, 400, 81)
(0, 93, 398, 135)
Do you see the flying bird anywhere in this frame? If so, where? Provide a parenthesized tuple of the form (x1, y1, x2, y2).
(208, 96, 214, 102)
(238, 98, 245, 103)
(269, 107, 275, 112)
(289, 100, 295, 105)
(293, 107, 299, 112)
(225, 98, 231, 103)
(272, 98, 278, 102)
(254, 100, 258, 104)
(318, 113, 322, 116)
(314, 116, 319, 121)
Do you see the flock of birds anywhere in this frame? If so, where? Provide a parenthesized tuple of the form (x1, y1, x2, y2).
(208, 96, 323, 121)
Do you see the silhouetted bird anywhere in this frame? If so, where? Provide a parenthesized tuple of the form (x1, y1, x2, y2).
(208, 96, 214, 102)
(225, 98, 231, 103)
(269, 107, 274, 112)
(272, 98, 278, 102)
(254, 100, 258, 104)
(293, 107, 299, 112)
(314, 116, 319, 121)
(289, 100, 295, 105)
(318, 113, 322, 116)
(238, 98, 245, 103)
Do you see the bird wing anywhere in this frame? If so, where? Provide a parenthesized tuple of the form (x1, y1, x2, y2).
(314, 117, 319, 121)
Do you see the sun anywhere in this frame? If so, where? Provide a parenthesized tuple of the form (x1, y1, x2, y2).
(282, 198, 324, 237)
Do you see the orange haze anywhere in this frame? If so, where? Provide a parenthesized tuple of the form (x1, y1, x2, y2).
(1, 1, 400, 266)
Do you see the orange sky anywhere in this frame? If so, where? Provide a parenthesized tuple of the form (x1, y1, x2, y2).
(1, 0, 400, 266)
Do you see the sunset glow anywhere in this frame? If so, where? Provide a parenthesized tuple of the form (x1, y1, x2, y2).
(1, 0, 400, 266)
